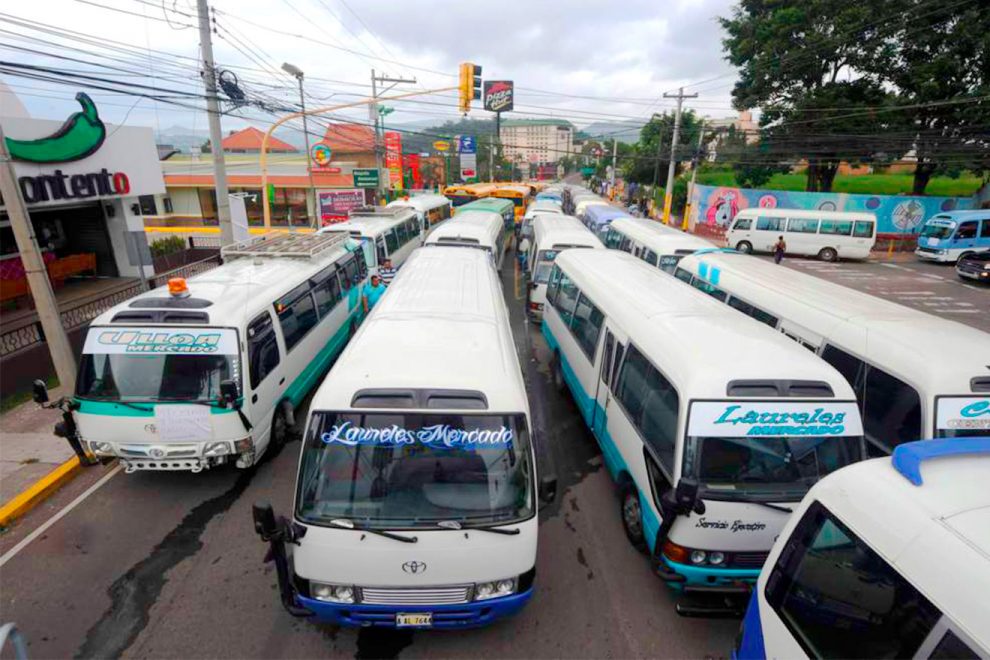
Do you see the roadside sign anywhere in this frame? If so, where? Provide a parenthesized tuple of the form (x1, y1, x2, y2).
(352, 168, 380, 188)
(318, 189, 365, 224)
(483, 81, 514, 113)
(580, 166, 595, 176)
(433, 140, 450, 152)
(458, 135, 477, 154)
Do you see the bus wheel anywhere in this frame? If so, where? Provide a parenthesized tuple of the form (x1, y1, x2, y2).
(735, 240, 753, 254)
(551, 353, 565, 391)
(620, 482, 647, 552)
(269, 406, 289, 453)
(818, 247, 838, 262)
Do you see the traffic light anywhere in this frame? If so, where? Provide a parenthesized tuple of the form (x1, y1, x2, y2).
(458, 62, 482, 113)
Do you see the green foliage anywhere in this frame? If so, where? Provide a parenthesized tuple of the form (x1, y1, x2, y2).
(695, 169, 982, 196)
(622, 111, 711, 186)
(150, 235, 187, 258)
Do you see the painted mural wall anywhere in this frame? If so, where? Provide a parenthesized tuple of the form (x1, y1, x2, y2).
(688, 185, 976, 235)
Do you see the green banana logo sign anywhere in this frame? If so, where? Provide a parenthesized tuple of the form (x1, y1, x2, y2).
(5, 93, 106, 163)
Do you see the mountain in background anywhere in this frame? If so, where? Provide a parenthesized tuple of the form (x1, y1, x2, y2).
(579, 119, 646, 142)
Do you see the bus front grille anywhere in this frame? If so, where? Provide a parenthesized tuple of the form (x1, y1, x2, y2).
(731, 552, 770, 569)
(359, 585, 472, 605)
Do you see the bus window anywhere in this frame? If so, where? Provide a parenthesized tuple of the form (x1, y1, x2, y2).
(570, 293, 605, 360)
(553, 272, 580, 325)
(853, 221, 874, 238)
(613, 345, 678, 469)
(248, 312, 280, 389)
(766, 502, 941, 658)
(955, 221, 978, 240)
(929, 630, 980, 658)
(727, 296, 778, 328)
(546, 265, 562, 305)
(691, 277, 728, 302)
(673, 267, 693, 283)
(819, 220, 853, 235)
(619, 236, 633, 253)
(601, 331, 615, 385)
(385, 230, 399, 253)
(312, 272, 342, 317)
(862, 367, 921, 453)
(643, 249, 659, 267)
(787, 218, 819, 233)
(376, 237, 387, 266)
(756, 216, 784, 232)
(982, 219, 990, 238)
(733, 218, 752, 231)
(276, 285, 318, 352)
(821, 344, 866, 394)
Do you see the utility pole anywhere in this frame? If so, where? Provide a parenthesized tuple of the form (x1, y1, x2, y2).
(0, 125, 77, 389)
(282, 63, 313, 228)
(197, 0, 232, 245)
(370, 70, 416, 199)
(652, 127, 664, 219)
(661, 87, 698, 224)
(489, 137, 494, 182)
(610, 137, 617, 188)
(683, 121, 706, 231)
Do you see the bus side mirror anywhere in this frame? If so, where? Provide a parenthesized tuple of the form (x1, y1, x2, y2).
(674, 478, 705, 515)
(220, 380, 240, 406)
(253, 501, 277, 539)
(32, 379, 49, 404)
(539, 474, 558, 504)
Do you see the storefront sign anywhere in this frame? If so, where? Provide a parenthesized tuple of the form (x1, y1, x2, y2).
(483, 81, 514, 113)
(460, 153, 477, 180)
(311, 143, 332, 167)
(84, 328, 239, 355)
(457, 135, 477, 154)
(689, 401, 863, 437)
(318, 189, 365, 224)
(321, 421, 514, 448)
(432, 140, 450, 152)
(384, 131, 403, 190)
(352, 168, 380, 188)
(936, 397, 990, 432)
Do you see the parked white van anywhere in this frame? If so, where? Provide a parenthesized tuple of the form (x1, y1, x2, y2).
(424, 209, 507, 271)
(65, 232, 368, 472)
(735, 438, 990, 659)
(726, 208, 876, 261)
(386, 194, 452, 235)
(604, 217, 713, 273)
(320, 206, 422, 272)
(526, 214, 604, 321)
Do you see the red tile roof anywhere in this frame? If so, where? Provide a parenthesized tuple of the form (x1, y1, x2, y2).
(220, 127, 297, 152)
(319, 124, 375, 154)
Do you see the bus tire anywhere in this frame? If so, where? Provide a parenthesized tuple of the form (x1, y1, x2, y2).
(620, 481, 647, 552)
(735, 240, 753, 254)
(269, 405, 289, 453)
(818, 247, 838, 262)
(551, 353, 565, 392)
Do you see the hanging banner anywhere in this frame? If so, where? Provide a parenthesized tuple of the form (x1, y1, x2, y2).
(318, 189, 365, 225)
(384, 131, 403, 190)
(404, 153, 422, 190)
(483, 81, 514, 113)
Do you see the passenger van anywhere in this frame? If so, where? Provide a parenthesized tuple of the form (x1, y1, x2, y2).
(387, 194, 452, 235)
(574, 197, 611, 221)
(735, 439, 990, 659)
(424, 209, 507, 271)
(520, 200, 564, 242)
(320, 206, 422, 273)
(604, 217, 712, 273)
(256, 245, 554, 629)
(526, 215, 604, 321)
(915, 210, 990, 263)
(674, 251, 990, 455)
(543, 250, 866, 612)
(443, 183, 496, 207)
(456, 197, 515, 234)
(65, 232, 367, 473)
(727, 208, 876, 261)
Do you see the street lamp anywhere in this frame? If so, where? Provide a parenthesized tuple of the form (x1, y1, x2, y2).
(282, 62, 314, 227)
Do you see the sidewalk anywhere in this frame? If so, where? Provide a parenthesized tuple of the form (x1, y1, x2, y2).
(0, 392, 77, 522)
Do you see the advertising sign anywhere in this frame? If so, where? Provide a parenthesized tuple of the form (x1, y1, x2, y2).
(318, 189, 365, 225)
(483, 81, 514, 113)
(432, 140, 450, 152)
(352, 168, 380, 188)
(84, 328, 239, 355)
(310, 143, 332, 169)
(688, 401, 863, 438)
(384, 131, 403, 190)
(457, 135, 477, 154)
(460, 153, 477, 181)
(936, 396, 990, 433)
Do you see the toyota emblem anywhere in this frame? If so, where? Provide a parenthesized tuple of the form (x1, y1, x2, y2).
(402, 561, 427, 574)
(144, 424, 157, 434)
(149, 447, 166, 459)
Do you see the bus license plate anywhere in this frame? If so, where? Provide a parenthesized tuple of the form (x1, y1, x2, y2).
(396, 613, 432, 628)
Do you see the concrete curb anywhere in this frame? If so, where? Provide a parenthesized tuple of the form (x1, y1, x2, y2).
(0, 456, 81, 528)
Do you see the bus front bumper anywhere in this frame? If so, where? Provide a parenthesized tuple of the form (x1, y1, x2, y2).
(296, 588, 534, 629)
(914, 247, 952, 262)
(657, 557, 761, 595)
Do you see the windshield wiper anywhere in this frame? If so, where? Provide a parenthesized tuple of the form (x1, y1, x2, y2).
(728, 497, 793, 513)
(76, 397, 153, 413)
(328, 518, 417, 543)
(435, 520, 521, 536)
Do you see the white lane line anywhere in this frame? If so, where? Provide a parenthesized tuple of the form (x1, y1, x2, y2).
(0, 464, 122, 569)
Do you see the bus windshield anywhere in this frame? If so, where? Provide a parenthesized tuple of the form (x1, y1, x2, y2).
(920, 222, 955, 240)
(446, 195, 476, 207)
(685, 401, 864, 500)
(77, 327, 239, 402)
(296, 412, 535, 529)
(533, 250, 559, 283)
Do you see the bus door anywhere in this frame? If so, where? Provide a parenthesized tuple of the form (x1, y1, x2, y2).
(591, 324, 628, 479)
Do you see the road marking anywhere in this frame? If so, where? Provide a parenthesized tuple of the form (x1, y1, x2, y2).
(0, 464, 121, 569)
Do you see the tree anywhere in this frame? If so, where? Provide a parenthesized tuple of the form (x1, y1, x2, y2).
(716, 125, 787, 188)
(622, 110, 709, 187)
(720, 0, 893, 192)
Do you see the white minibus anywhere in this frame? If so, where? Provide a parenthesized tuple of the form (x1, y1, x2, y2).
(423, 209, 507, 271)
(254, 245, 554, 629)
(387, 194, 452, 235)
(52, 232, 368, 473)
(915, 210, 990, 263)
(674, 251, 990, 456)
(526, 215, 604, 322)
(735, 438, 990, 659)
(604, 217, 713, 273)
(574, 198, 610, 221)
(320, 206, 422, 272)
(727, 208, 876, 261)
(543, 250, 865, 613)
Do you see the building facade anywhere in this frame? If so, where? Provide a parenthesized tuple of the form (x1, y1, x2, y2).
(500, 119, 575, 165)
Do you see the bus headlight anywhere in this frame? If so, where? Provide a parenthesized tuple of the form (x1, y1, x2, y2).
(310, 582, 355, 603)
(689, 550, 708, 565)
(473, 578, 516, 600)
(89, 441, 114, 456)
(708, 551, 726, 566)
(203, 441, 232, 457)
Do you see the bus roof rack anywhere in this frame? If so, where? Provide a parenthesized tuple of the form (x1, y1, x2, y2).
(349, 206, 409, 218)
(891, 437, 990, 486)
(220, 231, 348, 260)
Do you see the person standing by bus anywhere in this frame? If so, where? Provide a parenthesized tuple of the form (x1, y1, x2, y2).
(379, 258, 397, 286)
(362, 274, 387, 314)
(773, 235, 787, 264)
(518, 235, 531, 271)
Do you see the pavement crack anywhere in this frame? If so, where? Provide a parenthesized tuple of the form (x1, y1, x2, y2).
(75, 469, 255, 659)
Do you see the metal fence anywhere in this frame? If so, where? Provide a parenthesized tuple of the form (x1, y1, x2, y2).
(0, 253, 223, 358)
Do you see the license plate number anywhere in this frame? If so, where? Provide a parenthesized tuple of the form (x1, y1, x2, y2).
(396, 613, 432, 628)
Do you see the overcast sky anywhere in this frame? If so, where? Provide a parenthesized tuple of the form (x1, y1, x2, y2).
(1, 0, 742, 142)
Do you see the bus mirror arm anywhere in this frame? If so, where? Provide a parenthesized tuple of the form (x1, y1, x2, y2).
(220, 380, 240, 407)
(674, 478, 704, 516)
(252, 501, 313, 618)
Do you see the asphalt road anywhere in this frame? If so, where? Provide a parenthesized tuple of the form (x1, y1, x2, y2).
(0, 253, 737, 659)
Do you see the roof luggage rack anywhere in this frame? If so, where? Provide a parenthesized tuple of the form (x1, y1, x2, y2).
(349, 205, 409, 218)
(220, 231, 348, 260)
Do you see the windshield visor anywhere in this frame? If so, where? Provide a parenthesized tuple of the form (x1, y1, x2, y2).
(935, 396, 990, 438)
(77, 328, 239, 402)
(297, 412, 535, 529)
(686, 401, 864, 498)
(920, 222, 955, 240)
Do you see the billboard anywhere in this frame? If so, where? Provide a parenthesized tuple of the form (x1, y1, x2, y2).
(483, 81, 513, 113)
(318, 189, 365, 225)
(384, 131, 402, 190)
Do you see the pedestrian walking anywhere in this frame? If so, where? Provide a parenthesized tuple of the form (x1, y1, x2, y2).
(773, 235, 787, 264)
(518, 236, 531, 272)
(362, 273, 387, 314)
(379, 258, 397, 286)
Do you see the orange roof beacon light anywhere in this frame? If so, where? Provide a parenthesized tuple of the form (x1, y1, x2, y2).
(168, 277, 190, 298)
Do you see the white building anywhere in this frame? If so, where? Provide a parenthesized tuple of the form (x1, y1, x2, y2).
(500, 119, 575, 165)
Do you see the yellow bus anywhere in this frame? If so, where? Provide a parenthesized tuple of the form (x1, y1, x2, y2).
(442, 183, 497, 207)
(492, 184, 534, 223)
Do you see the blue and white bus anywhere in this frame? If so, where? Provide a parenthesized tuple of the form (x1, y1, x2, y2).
(542, 249, 865, 613)
(916, 210, 990, 263)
